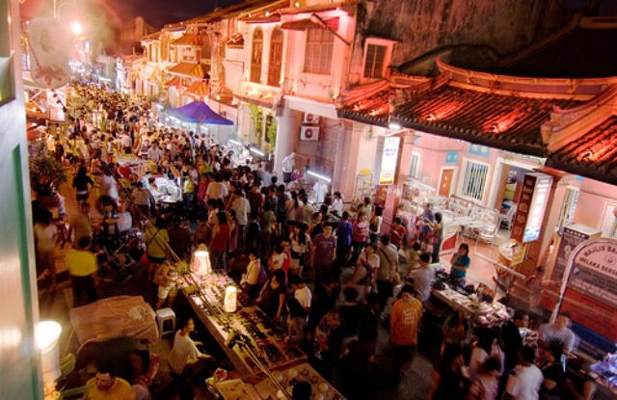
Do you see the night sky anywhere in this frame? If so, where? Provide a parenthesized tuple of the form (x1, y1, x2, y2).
(108, 0, 243, 27)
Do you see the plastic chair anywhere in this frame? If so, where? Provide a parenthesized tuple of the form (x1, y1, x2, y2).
(156, 307, 176, 337)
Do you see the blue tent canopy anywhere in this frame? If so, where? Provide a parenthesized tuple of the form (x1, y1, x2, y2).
(169, 100, 233, 125)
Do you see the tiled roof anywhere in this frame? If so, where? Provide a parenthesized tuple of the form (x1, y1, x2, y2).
(547, 116, 617, 185)
(338, 81, 396, 127)
(392, 83, 580, 156)
(172, 34, 202, 46)
(281, 16, 339, 31)
(167, 63, 209, 79)
(164, 77, 183, 88)
(185, 80, 209, 97)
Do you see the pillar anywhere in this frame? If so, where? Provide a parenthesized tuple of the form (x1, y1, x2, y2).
(332, 120, 361, 200)
(273, 105, 299, 178)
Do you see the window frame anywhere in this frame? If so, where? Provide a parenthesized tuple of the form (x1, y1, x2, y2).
(409, 151, 421, 179)
(361, 38, 394, 81)
(459, 158, 490, 203)
(267, 28, 284, 87)
(303, 28, 334, 75)
(250, 28, 263, 83)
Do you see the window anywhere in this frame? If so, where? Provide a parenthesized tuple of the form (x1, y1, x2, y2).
(557, 187, 579, 231)
(363, 44, 387, 79)
(304, 28, 333, 75)
(267, 28, 283, 86)
(461, 160, 489, 201)
(250, 29, 263, 83)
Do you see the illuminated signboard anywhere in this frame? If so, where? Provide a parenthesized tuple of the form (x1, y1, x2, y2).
(379, 136, 400, 185)
(511, 173, 553, 243)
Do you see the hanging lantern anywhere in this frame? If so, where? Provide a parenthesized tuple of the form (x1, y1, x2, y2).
(192, 246, 212, 276)
(223, 286, 237, 313)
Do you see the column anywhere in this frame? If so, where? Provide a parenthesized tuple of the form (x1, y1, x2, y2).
(273, 105, 299, 178)
(332, 120, 362, 200)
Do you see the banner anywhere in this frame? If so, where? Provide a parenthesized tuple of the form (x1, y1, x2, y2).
(27, 17, 71, 89)
(511, 173, 552, 243)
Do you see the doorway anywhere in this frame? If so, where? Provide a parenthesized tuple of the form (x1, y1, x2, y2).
(439, 168, 455, 196)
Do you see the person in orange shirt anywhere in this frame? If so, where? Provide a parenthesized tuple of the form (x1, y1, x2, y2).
(390, 284, 423, 385)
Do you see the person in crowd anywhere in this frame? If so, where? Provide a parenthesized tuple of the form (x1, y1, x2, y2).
(390, 284, 423, 385)
(538, 313, 578, 355)
(256, 270, 286, 322)
(409, 252, 435, 303)
(376, 234, 399, 308)
(206, 173, 228, 201)
(539, 341, 566, 400)
(155, 261, 178, 309)
(338, 322, 378, 398)
(369, 206, 383, 244)
(330, 191, 344, 217)
(100, 167, 120, 203)
(286, 297, 307, 345)
(405, 241, 422, 275)
(468, 327, 504, 381)
(241, 250, 263, 302)
(84, 361, 136, 400)
(73, 165, 94, 203)
(69, 201, 93, 245)
(350, 244, 379, 301)
(127, 349, 160, 399)
(504, 346, 544, 400)
(351, 212, 369, 262)
(229, 189, 250, 251)
(311, 224, 336, 283)
(450, 243, 471, 286)
(356, 196, 372, 217)
(168, 318, 213, 377)
(335, 211, 353, 266)
(34, 209, 59, 285)
(429, 344, 469, 399)
(390, 216, 407, 249)
(116, 201, 133, 235)
(209, 211, 230, 271)
(501, 311, 530, 373)
(144, 218, 169, 282)
(466, 357, 502, 400)
(290, 274, 312, 312)
(442, 310, 469, 350)
(289, 223, 311, 276)
(429, 211, 443, 263)
(268, 243, 288, 273)
(66, 236, 98, 307)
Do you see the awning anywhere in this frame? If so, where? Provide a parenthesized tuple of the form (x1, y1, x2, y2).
(281, 16, 339, 31)
(184, 80, 209, 98)
(172, 34, 202, 46)
(169, 100, 233, 125)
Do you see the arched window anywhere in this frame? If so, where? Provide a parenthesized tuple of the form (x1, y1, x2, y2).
(267, 28, 283, 87)
(250, 29, 263, 83)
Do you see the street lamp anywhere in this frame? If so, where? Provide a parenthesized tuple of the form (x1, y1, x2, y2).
(70, 21, 83, 36)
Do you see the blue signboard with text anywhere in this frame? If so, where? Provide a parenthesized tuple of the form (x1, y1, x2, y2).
(445, 151, 459, 164)
(469, 144, 490, 157)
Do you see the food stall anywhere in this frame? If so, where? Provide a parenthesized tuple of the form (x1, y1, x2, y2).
(182, 270, 344, 399)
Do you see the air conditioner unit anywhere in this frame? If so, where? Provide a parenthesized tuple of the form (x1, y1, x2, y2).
(303, 113, 320, 125)
(300, 125, 319, 141)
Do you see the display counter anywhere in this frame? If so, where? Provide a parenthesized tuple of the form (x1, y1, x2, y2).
(431, 284, 511, 326)
(184, 273, 307, 382)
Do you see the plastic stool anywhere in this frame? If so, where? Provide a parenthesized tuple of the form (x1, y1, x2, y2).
(156, 308, 176, 337)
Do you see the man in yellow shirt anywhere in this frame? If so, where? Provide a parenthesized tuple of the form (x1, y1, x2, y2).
(84, 361, 136, 400)
(65, 236, 98, 307)
(390, 284, 423, 386)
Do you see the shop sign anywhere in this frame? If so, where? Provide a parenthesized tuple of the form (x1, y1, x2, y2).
(511, 173, 553, 243)
(378, 136, 400, 185)
(468, 144, 490, 157)
(551, 225, 597, 282)
(567, 239, 617, 308)
(445, 151, 459, 164)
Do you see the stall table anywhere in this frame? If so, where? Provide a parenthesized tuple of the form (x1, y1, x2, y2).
(184, 273, 307, 382)
(431, 286, 511, 326)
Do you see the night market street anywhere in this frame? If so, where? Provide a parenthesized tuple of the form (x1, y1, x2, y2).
(2, 0, 617, 399)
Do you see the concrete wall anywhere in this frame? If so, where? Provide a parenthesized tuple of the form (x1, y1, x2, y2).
(574, 177, 617, 237)
(0, 0, 42, 398)
(347, 0, 568, 83)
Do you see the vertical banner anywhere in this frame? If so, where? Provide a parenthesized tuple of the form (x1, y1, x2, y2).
(511, 173, 553, 243)
(378, 136, 400, 185)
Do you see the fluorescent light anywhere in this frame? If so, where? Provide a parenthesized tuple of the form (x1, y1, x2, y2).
(228, 139, 243, 146)
(388, 122, 401, 131)
(35, 321, 62, 352)
(249, 146, 265, 157)
(307, 170, 331, 183)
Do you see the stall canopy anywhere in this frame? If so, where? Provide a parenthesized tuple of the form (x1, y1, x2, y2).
(169, 100, 233, 125)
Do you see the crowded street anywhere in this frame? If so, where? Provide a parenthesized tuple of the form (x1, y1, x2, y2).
(3, 0, 617, 399)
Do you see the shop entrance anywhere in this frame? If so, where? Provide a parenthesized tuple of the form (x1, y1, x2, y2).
(492, 163, 532, 231)
(439, 168, 455, 196)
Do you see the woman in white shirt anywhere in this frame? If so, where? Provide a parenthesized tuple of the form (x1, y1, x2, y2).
(241, 251, 262, 302)
(289, 224, 311, 276)
(350, 244, 380, 301)
(469, 328, 504, 381)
